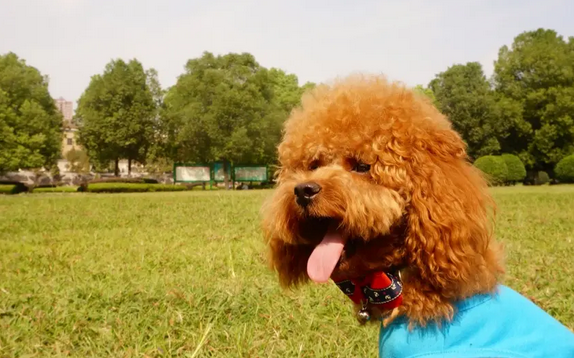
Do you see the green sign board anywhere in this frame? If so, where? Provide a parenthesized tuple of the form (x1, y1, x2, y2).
(234, 166, 268, 182)
(173, 164, 211, 183)
(213, 162, 232, 182)
(173, 163, 269, 185)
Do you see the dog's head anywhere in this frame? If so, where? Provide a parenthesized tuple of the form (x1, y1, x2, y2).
(261, 76, 503, 325)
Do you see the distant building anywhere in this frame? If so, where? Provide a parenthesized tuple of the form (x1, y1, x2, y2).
(54, 97, 73, 122)
(61, 126, 80, 156)
(54, 97, 84, 173)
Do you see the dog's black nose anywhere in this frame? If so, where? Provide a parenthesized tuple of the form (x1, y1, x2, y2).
(294, 182, 322, 206)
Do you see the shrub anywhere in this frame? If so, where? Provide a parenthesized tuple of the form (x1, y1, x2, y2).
(78, 177, 160, 192)
(555, 154, 574, 183)
(33, 186, 79, 193)
(473, 155, 508, 186)
(0, 181, 29, 194)
(525, 171, 550, 185)
(86, 183, 188, 193)
(501, 154, 526, 184)
(0, 185, 17, 194)
(536, 171, 550, 185)
(88, 177, 159, 184)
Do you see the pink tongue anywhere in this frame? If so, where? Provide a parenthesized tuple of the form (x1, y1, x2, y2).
(307, 224, 346, 283)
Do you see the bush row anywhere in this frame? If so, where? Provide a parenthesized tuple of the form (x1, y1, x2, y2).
(1, 183, 190, 194)
(0, 181, 29, 194)
(474, 153, 574, 185)
(33, 186, 79, 193)
(81, 183, 188, 193)
(87, 177, 159, 184)
(473, 154, 527, 186)
(0, 185, 18, 194)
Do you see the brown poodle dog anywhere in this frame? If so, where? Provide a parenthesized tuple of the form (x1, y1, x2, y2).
(261, 75, 574, 357)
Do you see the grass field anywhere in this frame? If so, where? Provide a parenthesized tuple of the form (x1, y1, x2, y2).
(1, 186, 573, 357)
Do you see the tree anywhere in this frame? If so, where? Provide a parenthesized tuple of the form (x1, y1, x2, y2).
(143, 68, 170, 175)
(429, 62, 514, 159)
(263, 68, 316, 171)
(0, 52, 62, 173)
(269, 68, 315, 113)
(64, 148, 90, 173)
(76, 59, 159, 176)
(494, 28, 574, 172)
(164, 52, 295, 187)
(413, 84, 438, 107)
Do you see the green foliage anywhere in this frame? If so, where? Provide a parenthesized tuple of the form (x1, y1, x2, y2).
(86, 183, 187, 193)
(429, 63, 518, 159)
(0, 185, 17, 194)
(525, 171, 551, 186)
(88, 177, 159, 184)
(474, 155, 508, 185)
(494, 28, 574, 172)
(0, 53, 63, 173)
(32, 186, 78, 193)
(0, 183, 30, 194)
(537, 171, 550, 185)
(76, 59, 160, 176)
(413, 85, 438, 107)
(145, 156, 172, 175)
(64, 148, 90, 173)
(163, 52, 310, 176)
(0, 181, 29, 194)
(501, 154, 527, 183)
(269, 68, 315, 113)
(555, 154, 574, 183)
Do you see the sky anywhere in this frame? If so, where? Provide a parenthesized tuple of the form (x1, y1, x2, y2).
(1, 0, 573, 112)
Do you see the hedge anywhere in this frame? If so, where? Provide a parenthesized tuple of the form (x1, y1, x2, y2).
(555, 154, 574, 183)
(473, 155, 508, 186)
(88, 177, 159, 184)
(85, 183, 188, 193)
(0, 181, 28, 194)
(33, 186, 79, 193)
(0, 185, 18, 194)
(501, 154, 526, 183)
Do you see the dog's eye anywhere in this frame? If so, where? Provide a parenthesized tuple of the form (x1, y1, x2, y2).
(308, 160, 320, 171)
(352, 162, 371, 173)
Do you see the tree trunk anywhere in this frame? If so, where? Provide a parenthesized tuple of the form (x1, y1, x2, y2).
(114, 158, 119, 177)
(128, 158, 132, 176)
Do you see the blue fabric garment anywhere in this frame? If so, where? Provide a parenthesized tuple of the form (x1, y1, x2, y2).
(379, 285, 574, 358)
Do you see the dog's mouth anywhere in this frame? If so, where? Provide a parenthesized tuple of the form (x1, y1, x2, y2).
(299, 215, 405, 284)
(298, 216, 356, 284)
(306, 219, 347, 283)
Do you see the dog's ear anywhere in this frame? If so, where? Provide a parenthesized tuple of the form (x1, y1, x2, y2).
(403, 128, 502, 299)
(261, 185, 312, 288)
(267, 238, 313, 287)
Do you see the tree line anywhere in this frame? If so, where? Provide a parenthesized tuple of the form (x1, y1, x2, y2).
(421, 28, 574, 175)
(1, 28, 573, 181)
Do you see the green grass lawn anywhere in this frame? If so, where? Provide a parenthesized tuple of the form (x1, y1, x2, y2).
(0, 187, 573, 357)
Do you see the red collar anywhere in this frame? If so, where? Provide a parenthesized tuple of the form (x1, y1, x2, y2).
(332, 271, 403, 311)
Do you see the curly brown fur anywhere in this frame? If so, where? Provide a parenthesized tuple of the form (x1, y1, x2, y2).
(261, 75, 504, 327)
